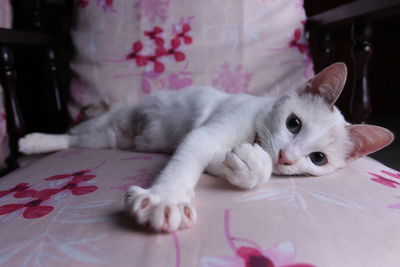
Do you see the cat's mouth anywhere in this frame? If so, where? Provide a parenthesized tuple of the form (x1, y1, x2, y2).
(254, 133, 262, 145)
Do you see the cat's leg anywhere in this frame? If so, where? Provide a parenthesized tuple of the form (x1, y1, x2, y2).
(68, 106, 128, 134)
(18, 128, 119, 154)
(207, 143, 273, 189)
(125, 126, 227, 232)
(19, 133, 71, 154)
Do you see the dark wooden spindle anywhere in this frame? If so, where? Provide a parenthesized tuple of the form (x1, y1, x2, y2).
(321, 30, 332, 68)
(0, 46, 27, 172)
(32, 0, 68, 133)
(46, 48, 68, 132)
(33, 0, 44, 31)
(350, 20, 373, 123)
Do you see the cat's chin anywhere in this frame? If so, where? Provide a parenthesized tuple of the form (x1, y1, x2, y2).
(272, 165, 307, 176)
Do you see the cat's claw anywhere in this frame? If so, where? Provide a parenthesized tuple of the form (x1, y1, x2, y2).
(223, 143, 272, 189)
(125, 186, 197, 232)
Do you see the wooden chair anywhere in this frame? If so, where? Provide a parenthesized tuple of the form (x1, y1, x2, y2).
(0, 0, 71, 174)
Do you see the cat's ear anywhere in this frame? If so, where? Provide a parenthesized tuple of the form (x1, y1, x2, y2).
(347, 124, 394, 160)
(299, 62, 347, 107)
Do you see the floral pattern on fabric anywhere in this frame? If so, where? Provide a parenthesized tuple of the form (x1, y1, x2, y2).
(200, 209, 316, 267)
(0, 169, 99, 221)
(235, 178, 362, 211)
(0, 151, 398, 266)
(369, 169, 400, 212)
(267, 26, 313, 80)
(212, 62, 252, 93)
(369, 170, 400, 188)
(69, 0, 312, 121)
(135, 0, 171, 23)
(0, 199, 113, 265)
(123, 18, 193, 73)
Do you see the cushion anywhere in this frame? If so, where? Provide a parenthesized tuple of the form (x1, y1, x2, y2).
(0, 148, 399, 266)
(69, 0, 313, 121)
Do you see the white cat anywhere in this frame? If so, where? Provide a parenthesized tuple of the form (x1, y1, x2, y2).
(19, 63, 393, 232)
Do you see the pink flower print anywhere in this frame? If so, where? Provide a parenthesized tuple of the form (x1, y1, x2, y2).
(173, 16, 195, 35)
(387, 197, 400, 210)
(148, 55, 165, 73)
(144, 26, 165, 47)
(0, 187, 60, 219)
(0, 201, 54, 219)
(369, 170, 400, 189)
(141, 71, 163, 94)
(236, 246, 275, 266)
(151, 38, 185, 72)
(168, 73, 192, 90)
(212, 62, 252, 94)
(0, 169, 99, 222)
(381, 170, 400, 179)
(289, 28, 308, 54)
(267, 27, 313, 79)
(45, 169, 95, 181)
(158, 37, 186, 62)
(111, 20, 193, 77)
(97, 0, 116, 12)
(175, 24, 193, 45)
(126, 41, 149, 67)
(200, 210, 316, 267)
(45, 169, 98, 195)
(0, 183, 37, 199)
(60, 177, 98, 196)
(135, 0, 170, 23)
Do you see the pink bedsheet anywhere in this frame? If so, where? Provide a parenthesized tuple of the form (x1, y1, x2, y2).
(0, 149, 399, 266)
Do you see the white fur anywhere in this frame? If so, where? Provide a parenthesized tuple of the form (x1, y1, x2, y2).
(18, 86, 353, 232)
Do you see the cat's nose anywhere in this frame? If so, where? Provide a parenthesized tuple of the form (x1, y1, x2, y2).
(278, 150, 293, 165)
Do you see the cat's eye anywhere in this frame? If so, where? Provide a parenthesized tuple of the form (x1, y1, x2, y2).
(286, 114, 302, 134)
(309, 152, 328, 166)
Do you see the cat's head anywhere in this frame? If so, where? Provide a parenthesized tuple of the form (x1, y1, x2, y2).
(256, 62, 394, 176)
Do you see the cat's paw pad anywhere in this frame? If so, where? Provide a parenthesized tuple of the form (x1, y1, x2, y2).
(224, 143, 272, 189)
(125, 186, 197, 232)
(151, 202, 197, 231)
(125, 186, 160, 225)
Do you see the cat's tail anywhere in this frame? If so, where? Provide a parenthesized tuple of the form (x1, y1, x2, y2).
(19, 133, 71, 155)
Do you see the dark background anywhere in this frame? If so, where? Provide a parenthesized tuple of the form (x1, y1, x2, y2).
(305, 0, 400, 121)
(305, 0, 400, 169)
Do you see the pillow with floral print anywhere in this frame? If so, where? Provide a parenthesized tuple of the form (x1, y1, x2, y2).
(69, 0, 313, 121)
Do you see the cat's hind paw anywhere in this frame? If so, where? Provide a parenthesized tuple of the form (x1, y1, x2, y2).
(224, 143, 272, 189)
(125, 186, 197, 232)
(19, 133, 70, 154)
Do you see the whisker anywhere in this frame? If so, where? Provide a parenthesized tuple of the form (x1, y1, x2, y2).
(256, 123, 277, 154)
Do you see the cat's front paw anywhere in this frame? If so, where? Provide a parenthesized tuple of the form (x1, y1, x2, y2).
(125, 186, 197, 232)
(224, 143, 272, 189)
